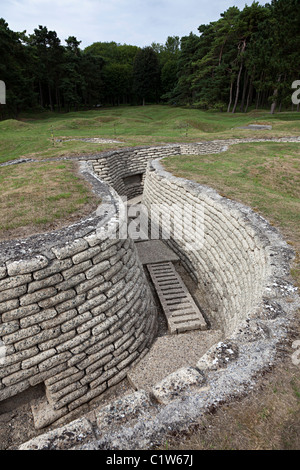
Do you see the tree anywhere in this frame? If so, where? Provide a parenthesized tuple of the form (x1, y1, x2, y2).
(169, 33, 202, 105)
(1, 0, 299, 116)
(266, 0, 300, 113)
(27, 25, 64, 111)
(79, 51, 104, 107)
(84, 42, 139, 105)
(153, 36, 180, 100)
(133, 47, 160, 105)
(0, 18, 36, 117)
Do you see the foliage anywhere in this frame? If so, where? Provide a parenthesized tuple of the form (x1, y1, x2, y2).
(133, 47, 160, 105)
(171, 0, 300, 112)
(0, 0, 299, 116)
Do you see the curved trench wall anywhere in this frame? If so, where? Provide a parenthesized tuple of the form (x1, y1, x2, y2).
(88, 145, 182, 198)
(86, 139, 296, 338)
(0, 162, 157, 415)
(142, 160, 271, 336)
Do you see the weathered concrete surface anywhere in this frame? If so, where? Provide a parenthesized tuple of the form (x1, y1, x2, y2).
(19, 417, 95, 450)
(197, 340, 239, 371)
(95, 390, 152, 434)
(127, 330, 223, 391)
(152, 367, 207, 405)
(135, 240, 179, 265)
(236, 124, 272, 130)
(31, 395, 68, 429)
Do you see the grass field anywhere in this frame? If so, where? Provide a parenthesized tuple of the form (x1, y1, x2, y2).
(0, 105, 300, 164)
(1, 104, 298, 240)
(0, 160, 100, 241)
(0, 104, 299, 449)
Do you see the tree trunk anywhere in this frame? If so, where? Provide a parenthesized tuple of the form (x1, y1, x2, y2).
(270, 74, 281, 114)
(48, 83, 53, 111)
(218, 39, 227, 66)
(240, 70, 249, 112)
(227, 79, 233, 112)
(255, 71, 264, 109)
(55, 84, 61, 112)
(255, 90, 260, 109)
(245, 79, 253, 113)
(39, 81, 44, 108)
(270, 97, 277, 114)
(232, 40, 246, 114)
(232, 62, 243, 113)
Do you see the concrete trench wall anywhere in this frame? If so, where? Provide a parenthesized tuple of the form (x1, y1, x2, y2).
(0, 162, 157, 416)
(142, 160, 271, 336)
(88, 139, 293, 338)
(1, 142, 233, 414)
(88, 137, 299, 199)
(89, 145, 182, 198)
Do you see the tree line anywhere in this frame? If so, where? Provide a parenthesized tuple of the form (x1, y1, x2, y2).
(0, 0, 299, 118)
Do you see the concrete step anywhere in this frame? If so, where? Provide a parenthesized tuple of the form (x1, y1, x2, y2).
(127, 329, 223, 392)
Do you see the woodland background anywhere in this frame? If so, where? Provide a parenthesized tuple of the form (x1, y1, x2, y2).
(0, 0, 299, 118)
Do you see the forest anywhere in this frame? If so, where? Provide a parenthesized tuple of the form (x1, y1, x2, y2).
(0, 0, 299, 118)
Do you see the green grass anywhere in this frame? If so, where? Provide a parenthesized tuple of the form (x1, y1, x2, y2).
(0, 160, 99, 240)
(162, 142, 300, 240)
(159, 365, 300, 450)
(0, 103, 299, 243)
(0, 105, 299, 164)
(162, 140, 300, 292)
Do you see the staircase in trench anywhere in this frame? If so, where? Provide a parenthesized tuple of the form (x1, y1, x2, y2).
(126, 195, 207, 335)
(125, 196, 222, 391)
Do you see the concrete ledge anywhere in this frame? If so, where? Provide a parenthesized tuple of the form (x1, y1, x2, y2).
(152, 367, 207, 405)
(19, 417, 95, 450)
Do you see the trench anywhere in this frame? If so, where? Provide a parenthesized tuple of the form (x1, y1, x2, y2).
(0, 139, 299, 449)
(85, 140, 299, 399)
